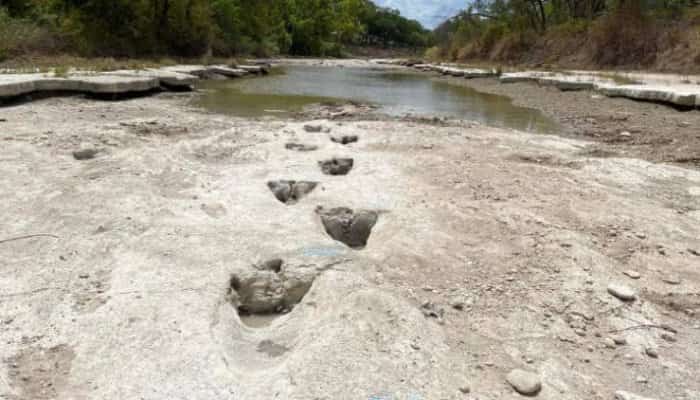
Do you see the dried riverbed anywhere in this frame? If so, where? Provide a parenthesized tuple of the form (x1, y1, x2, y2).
(0, 63, 699, 400)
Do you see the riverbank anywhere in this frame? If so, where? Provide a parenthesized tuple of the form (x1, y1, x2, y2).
(381, 61, 700, 168)
(1, 62, 699, 399)
(440, 75, 700, 167)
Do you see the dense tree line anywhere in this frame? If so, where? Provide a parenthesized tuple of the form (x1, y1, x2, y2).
(432, 0, 700, 68)
(0, 0, 431, 59)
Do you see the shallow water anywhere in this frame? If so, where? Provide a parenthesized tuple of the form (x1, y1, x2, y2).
(194, 66, 560, 134)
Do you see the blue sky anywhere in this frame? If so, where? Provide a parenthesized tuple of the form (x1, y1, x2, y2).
(373, 0, 467, 29)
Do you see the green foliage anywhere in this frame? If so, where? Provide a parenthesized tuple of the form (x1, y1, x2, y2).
(0, 5, 56, 61)
(0, 0, 432, 58)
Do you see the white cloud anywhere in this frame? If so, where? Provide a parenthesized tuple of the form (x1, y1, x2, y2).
(373, 0, 467, 29)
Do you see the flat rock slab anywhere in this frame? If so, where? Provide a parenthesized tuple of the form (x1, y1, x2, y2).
(499, 71, 700, 107)
(208, 65, 248, 78)
(0, 73, 160, 98)
(161, 65, 247, 79)
(596, 83, 699, 107)
(1, 64, 259, 101)
(238, 65, 268, 74)
(420, 65, 496, 79)
(106, 69, 199, 88)
(73, 74, 160, 94)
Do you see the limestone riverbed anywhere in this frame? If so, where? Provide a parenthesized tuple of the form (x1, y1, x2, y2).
(0, 61, 699, 400)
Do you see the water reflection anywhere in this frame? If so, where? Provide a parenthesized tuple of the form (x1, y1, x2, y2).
(194, 66, 559, 134)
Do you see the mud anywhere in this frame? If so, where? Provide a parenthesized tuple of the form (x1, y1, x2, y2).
(267, 180, 318, 204)
(285, 142, 319, 152)
(330, 134, 359, 145)
(228, 260, 319, 314)
(318, 158, 354, 175)
(316, 207, 379, 249)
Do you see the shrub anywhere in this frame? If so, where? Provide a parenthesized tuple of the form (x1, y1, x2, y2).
(0, 8, 58, 61)
(424, 46, 441, 61)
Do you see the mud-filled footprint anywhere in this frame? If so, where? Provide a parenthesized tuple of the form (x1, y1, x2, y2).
(330, 134, 358, 145)
(267, 180, 318, 204)
(228, 258, 318, 320)
(316, 207, 378, 249)
(285, 142, 318, 152)
(318, 158, 354, 176)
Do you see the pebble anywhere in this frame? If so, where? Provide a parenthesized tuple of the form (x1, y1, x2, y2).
(604, 338, 617, 348)
(73, 148, 100, 160)
(451, 301, 465, 311)
(303, 124, 323, 133)
(506, 369, 542, 396)
(661, 276, 681, 285)
(660, 332, 677, 343)
(620, 131, 632, 137)
(645, 346, 659, 358)
(613, 336, 628, 346)
(623, 270, 641, 279)
(635, 376, 648, 384)
(459, 385, 471, 394)
(607, 283, 637, 301)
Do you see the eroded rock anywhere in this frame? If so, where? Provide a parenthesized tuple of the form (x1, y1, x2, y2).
(319, 158, 354, 176)
(267, 180, 318, 204)
(316, 207, 378, 249)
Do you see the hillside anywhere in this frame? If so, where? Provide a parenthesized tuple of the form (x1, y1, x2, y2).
(430, 0, 700, 73)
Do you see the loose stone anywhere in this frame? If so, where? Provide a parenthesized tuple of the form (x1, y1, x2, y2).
(623, 270, 641, 279)
(73, 148, 100, 160)
(608, 283, 636, 301)
(645, 346, 659, 358)
(506, 369, 542, 396)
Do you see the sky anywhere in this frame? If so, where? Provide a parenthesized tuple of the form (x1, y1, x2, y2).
(373, 0, 467, 29)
